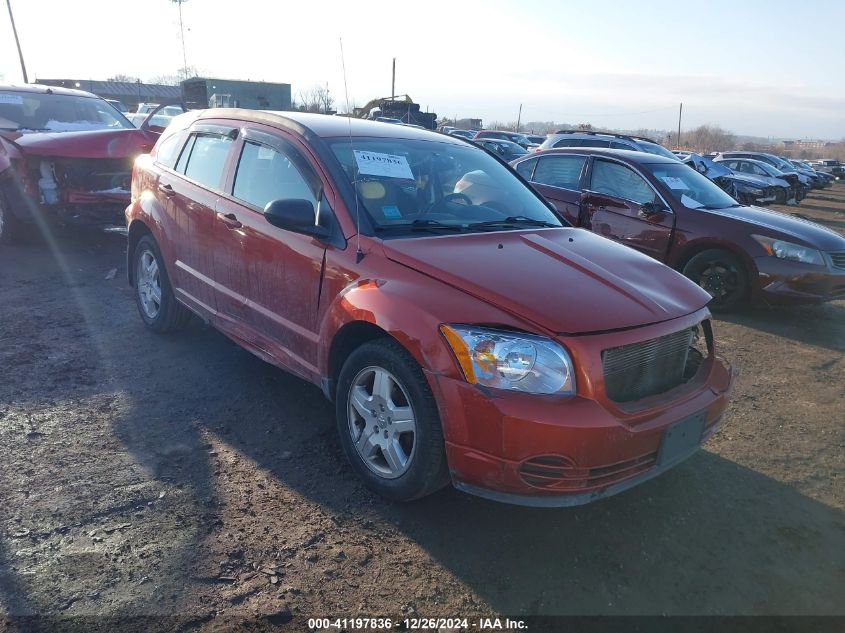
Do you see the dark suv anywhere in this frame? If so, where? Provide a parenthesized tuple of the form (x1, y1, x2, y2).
(512, 148, 845, 310)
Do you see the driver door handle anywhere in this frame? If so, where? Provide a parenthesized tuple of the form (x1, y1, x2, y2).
(216, 212, 242, 229)
(158, 183, 175, 197)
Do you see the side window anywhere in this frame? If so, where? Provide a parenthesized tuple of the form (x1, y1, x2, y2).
(724, 160, 740, 171)
(610, 141, 632, 149)
(514, 157, 538, 180)
(553, 138, 578, 148)
(589, 160, 656, 205)
(180, 133, 234, 189)
(579, 139, 612, 148)
(533, 155, 586, 190)
(751, 164, 767, 176)
(154, 130, 188, 169)
(232, 140, 318, 211)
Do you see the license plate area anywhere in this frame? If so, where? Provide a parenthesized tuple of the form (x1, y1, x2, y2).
(658, 410, 706, 466)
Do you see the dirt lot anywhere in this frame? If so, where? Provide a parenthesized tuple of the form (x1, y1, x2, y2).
(1, 185, 844, 631)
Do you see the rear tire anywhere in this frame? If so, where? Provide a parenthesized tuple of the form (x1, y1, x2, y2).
(682, 248, 749, 312)
(774, 187, 787, 205)
(133, 234, 191, 333)
(336, 339, 449, 501)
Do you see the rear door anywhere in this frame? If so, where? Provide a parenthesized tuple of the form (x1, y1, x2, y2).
(211, 127, 330, 379)
(526, 154, 587, 225)
(581, 157, 674, 261)
(162, 124, 237, 317)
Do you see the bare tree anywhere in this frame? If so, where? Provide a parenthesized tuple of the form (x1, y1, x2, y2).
(108, 74, 139, 83)
(148, 66, 200, 86)
(682, 125, 736, 154)
(297, 84, 335, 114)
(576, 122, 594, 131)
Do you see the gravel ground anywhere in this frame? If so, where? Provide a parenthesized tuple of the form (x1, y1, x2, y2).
(0, 186, 843, 632)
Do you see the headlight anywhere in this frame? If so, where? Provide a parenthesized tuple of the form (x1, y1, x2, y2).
(752, 234, 825, 266)
(440, 325, 576, 395)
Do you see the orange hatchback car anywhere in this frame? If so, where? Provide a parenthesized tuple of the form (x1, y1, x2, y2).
(125, 109, 735, 506)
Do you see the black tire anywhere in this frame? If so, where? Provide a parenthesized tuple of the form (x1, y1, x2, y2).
(336, 338, 449, 501)
(133, 234, 191, 333)
(682, 248, 749, 312)
(774, 187, 787, 205)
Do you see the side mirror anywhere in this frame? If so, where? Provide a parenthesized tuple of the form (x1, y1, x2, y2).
(264, 199, 329, 239)
(640, 201, 667, 216)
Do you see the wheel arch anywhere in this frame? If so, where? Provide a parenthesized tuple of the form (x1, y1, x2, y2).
(675, 240, 758, 280)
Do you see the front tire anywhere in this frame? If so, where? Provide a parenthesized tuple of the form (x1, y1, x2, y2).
(0, 193, 18, 244)
(682, 248, 749, 312)
(133, 234, 191, 333)
(336, 339, 449, 501)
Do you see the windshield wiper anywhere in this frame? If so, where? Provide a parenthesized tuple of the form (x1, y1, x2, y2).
(375, 219, 466, 234)
(467, 216, 559, 230)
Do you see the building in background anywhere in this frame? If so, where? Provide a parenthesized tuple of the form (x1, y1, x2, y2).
(35, 79, 181, 112)
(181, 77, 291, 111)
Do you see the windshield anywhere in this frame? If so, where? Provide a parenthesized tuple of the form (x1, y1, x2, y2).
(496, 140, 528, 155)
(0, 91, 134, 131)
(650, 162, 740, 209)
(328, 137, 563, 233)
(638, 140, 680, 161)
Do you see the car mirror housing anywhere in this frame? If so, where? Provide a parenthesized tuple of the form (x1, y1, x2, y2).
(264, 198, 329, 239)
(640, 201, 668, 216)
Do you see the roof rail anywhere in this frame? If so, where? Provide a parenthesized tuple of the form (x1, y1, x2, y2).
(552, 129, 660, 144)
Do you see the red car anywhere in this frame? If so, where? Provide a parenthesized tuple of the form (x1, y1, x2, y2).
(512, 148, 845, 310)
(0, 84, 167, 242)
(126, 110, 735, 506)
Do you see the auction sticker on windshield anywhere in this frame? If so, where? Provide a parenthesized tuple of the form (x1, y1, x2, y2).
(0, 94, 24, 104)
(659, 176, 689, 190)
(354, 150, 414, 180)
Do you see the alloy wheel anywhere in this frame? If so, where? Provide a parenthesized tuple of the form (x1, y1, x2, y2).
(698, 260, 739, 306)
(347, 366, 417, 479)
(137, 249, 162, 319)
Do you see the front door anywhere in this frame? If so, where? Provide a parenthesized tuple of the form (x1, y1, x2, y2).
(211, 129, 328, 380)
(581, 158, 674, 262)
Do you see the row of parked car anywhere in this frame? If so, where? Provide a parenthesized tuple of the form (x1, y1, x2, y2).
(2, 83, 844, 507)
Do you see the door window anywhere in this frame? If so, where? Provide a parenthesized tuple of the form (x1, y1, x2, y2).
(533, 155, 586, 190)
(154, 130, 189, 169)
(179, 133, 234, 189)
(232, 140, 318, 210)
(590, 160, 656, 205)
(514, 157, 538, 180)
(579, 139, 611, 148)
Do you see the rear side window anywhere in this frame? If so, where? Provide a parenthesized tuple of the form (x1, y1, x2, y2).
(179, 133, 234, 189)
(154, 131, 188, 169)
(553, 138, 578, 148)
(232, 140, 318, 210)
(514, 157, 538, 180)
(590, 160, 656, 205)
(533, 155, 586, 190)
(579, 139, 611, 148)
(610, 141, 633, 149)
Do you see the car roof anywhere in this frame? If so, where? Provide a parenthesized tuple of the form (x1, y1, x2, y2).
(530, 147, 680, 165)
(0, 82, 100, 99)
(189, 109, 465, 145)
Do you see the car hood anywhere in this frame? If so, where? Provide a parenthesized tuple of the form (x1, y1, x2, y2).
(4, 127, 156, 158)
(699, 205, 845, 250)
(382, 228, 711, 335)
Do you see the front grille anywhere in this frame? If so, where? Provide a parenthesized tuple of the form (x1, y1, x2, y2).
(518, 452, 658, 491)
(602, 327, 700, 403)
(828, 251, 845, 269)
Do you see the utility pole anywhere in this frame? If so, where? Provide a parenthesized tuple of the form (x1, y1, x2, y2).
(516, 103, 523, 132)
(6, 0, 28, 83)
(676, 102, 683, 149)
(391, 58, 395, 103)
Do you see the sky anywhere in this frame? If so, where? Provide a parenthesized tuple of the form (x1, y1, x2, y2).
(1, 0, 843, 139)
